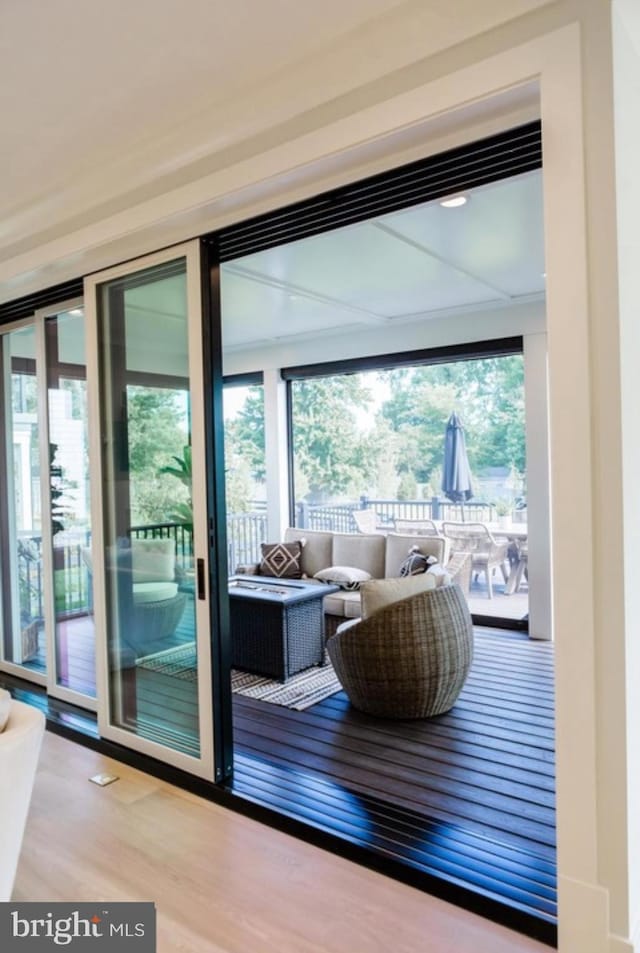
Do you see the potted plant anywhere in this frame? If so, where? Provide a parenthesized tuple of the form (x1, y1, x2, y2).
(158, 446, 192, 530)
(494, 499, 512, 528)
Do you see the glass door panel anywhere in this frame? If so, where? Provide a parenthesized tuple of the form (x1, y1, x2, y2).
(42, 306, 96, 700)
(0, 323, 45, 678)
(87, 245, 214, 777)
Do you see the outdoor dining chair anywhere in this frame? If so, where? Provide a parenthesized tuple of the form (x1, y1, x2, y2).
(441, 522, 510, 598)
(352, 509, 381, 534)
(393, 518, 439, 536)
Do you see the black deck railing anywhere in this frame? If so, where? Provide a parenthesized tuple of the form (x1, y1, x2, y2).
(129, 521, 193, 569)
(295, 497, 496, 532)
(227, 511, 268, 572)
(16, 499, 501, 619)
(18, 533, 91, 625)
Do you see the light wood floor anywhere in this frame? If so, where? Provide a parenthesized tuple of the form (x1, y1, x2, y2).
(14, 733, 551, 953)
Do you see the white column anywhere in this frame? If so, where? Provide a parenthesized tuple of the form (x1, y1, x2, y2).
(607, 2, 640, 946)
(523, 332, 552, 641)
(263, 368, 290, 540)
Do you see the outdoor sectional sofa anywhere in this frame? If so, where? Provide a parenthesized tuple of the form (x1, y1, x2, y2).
(240, 528, 472, 636)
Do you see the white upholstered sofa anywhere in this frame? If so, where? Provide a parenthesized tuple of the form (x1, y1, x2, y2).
(239, 528, 471, 631)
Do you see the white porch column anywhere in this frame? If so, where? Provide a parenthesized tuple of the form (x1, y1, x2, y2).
(523, 332, 552, 641)
(263, 368, 290, 540)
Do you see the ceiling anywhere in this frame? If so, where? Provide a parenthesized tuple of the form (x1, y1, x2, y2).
(0, 0, 407, 232)
(220, 169, 545, 351)
(0, 0, 550, 304)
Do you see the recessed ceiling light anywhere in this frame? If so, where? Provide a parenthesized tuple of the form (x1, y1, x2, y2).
(439, 195, 467, 208)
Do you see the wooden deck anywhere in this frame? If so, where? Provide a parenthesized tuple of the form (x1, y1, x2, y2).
(231, 627, 556, 935)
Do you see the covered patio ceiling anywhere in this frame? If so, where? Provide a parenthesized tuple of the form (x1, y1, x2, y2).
(220, 169, 545, 351)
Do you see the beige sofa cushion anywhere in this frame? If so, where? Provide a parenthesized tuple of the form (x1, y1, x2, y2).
(384, 533, 447, 578)
(360, 572, 437, 619)
(332, 532, 386, 579)
(323, 590, 362, 619)
(284, 528, 333, 578)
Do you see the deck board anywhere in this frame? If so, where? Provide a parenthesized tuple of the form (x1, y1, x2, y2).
(231, 625, 557, 931)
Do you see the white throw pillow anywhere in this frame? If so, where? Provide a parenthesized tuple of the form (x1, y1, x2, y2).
(360, 573, 437, 619)
(313, 566, 372, 590)
(131, 538, 176, 583)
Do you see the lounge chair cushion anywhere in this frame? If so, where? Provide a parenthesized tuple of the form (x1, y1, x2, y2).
(133, 581, 179, 605)
(360, 573, 437, 620)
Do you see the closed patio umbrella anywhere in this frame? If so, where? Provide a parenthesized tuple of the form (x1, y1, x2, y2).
(441, 412, 473, 520)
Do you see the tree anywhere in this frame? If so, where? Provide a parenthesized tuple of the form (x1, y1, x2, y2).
(379, 356, 526, 495)
(224, 385, 266, 483)
(290, 376, 375, 501)
(126, 386, 190, 525)
(379, 371, 457, 485)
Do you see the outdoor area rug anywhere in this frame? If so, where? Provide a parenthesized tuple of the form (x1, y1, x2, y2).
(231, 662, 342, 710)
(137, 642, 343, 711)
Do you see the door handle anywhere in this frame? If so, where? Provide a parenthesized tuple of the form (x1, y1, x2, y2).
(196, 558, 206, 600)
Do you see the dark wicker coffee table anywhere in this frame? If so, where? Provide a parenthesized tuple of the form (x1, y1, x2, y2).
(228, 576, 338, 682)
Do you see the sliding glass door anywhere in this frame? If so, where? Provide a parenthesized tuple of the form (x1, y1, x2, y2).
(0, 323, 45, 680)
(0, 306, 97, 705)
(85, 243, 215, 778)
(39, 303, 96, 703)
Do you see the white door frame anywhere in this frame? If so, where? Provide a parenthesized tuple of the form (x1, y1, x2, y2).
(84, 240, 215, 780)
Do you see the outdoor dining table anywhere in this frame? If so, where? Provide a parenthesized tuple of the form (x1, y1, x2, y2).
(488, 523, 528, 595)
(434, 520, 528, 596)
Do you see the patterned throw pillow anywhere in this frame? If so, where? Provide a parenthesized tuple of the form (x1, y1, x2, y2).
(399, 545, 437, 577)
(260, 541, 304, 578)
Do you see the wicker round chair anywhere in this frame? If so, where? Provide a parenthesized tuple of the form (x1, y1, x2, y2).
(327, 584, 473, 719)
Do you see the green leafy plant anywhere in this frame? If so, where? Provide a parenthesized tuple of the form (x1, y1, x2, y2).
(158, 446, 193, 532)
(50, 443, 76, 536)
(494, 499, 511, 517)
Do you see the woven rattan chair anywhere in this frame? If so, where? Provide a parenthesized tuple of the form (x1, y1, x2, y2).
(441, 522, 510, 598)
(327, 584, 473, 718)
(83, 539, 187, 657)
